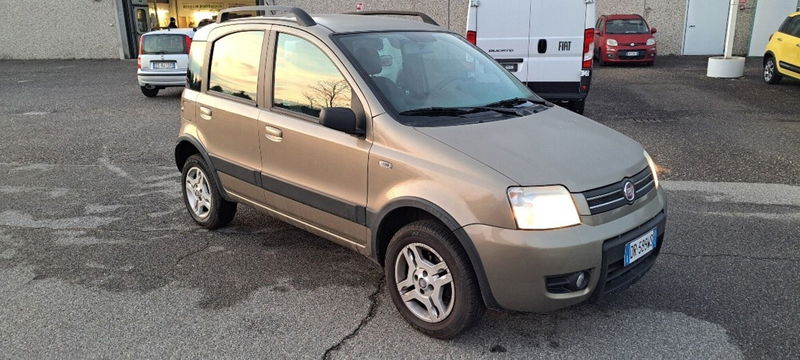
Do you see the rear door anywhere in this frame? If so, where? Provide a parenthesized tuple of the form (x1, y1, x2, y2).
(473, 0, 532, 80)
(777, 16, 800, 76)
(195, 27, 268, 201)
(527, 0, 587, 83)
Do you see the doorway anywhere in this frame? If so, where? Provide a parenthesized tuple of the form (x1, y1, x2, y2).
(682, 0, 729, 55)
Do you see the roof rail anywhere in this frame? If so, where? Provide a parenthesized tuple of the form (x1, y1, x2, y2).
(344, 10, 439, 26)
(217, 6, 316, 26)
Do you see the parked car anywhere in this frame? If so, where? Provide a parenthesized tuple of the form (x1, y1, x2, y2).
(763, 11, 800, 84)
(465, 0, 596, 114)
(594, 14, 657, 66)
(137, 28, 195, 97)
(175, 6, 666, 338)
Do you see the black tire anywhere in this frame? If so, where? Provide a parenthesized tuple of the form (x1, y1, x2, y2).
(181, 154, 237, 229)
(764, 56, 782, 84)
(140, 86, 159, 97)
(385, 220, 485, 339)
(569, 100, 585, 114)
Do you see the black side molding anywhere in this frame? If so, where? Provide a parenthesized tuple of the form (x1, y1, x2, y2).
(208, 155, 367, 226)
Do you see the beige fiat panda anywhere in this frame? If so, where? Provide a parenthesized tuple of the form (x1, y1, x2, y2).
(175, 6, 666, 338)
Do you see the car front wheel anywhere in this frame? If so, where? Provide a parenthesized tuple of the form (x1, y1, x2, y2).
(764, 57, 782, 84)
(385, 220, 484, 339)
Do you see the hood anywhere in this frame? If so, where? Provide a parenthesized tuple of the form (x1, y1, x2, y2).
(414, 107, 647, 192)
(606, 33, 653, 44)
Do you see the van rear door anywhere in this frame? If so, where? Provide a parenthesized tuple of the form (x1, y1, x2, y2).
(527, 0, 587, 87)
(471, 0, 532, 78)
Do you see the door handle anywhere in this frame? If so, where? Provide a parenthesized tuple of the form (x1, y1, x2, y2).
(265, 125, 283, 142)
(688, 24, 696, 28)
(199, 106, 212, 120)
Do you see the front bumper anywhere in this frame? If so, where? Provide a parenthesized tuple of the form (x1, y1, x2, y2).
(137, 71, 186, 87)
(604, 46, 657, 63)
(464, 187, 666, 312)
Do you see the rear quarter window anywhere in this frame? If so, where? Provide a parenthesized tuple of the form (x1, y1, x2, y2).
(142, 34, 186, 54)
(186, 42, 206, 91)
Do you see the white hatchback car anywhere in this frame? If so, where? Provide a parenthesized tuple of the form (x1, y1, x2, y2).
(137, 28, 195, 97)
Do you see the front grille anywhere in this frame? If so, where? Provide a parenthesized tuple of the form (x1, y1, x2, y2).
(590, 211, 666, 301)
(582, 167, 655, 215)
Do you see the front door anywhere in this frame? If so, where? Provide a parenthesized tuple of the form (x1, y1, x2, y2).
(683, 0, 729, 55)
(258, 28, 370, 245)
(195, 28, 267, 201)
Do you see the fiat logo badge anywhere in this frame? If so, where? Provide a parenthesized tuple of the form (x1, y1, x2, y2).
(623, 181, 636, 202)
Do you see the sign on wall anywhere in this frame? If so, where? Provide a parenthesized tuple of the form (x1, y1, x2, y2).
(356, 2, 364, 11)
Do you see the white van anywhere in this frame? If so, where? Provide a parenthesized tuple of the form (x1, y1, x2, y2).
(466, 0, 596, 113)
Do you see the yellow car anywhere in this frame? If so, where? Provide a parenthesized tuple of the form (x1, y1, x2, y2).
(764, 11, 800, 84)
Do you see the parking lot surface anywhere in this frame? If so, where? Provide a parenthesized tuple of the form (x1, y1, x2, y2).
(0, 57, 798, 359)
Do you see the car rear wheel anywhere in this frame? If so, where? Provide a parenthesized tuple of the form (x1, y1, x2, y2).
(181, 154, 237, 229)
(385, 220, 484, 339)
(764, 57, 782, 84)
(140, 85, 160, 97)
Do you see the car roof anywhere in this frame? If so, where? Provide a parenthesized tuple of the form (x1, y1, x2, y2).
(144, 28, 196, 36)
(602, 14, 645, 20)
(192, 14, 445, 41)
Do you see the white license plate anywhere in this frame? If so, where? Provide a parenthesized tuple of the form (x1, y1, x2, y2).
(625, 51, 639, 57)
(624, 228, 657, 266)
(151, 62, 175, 69)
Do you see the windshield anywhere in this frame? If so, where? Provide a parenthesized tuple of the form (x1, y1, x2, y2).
(142, 34, 186, 54)
(336, 31, 541, 121)
(605, 19, 650, 34)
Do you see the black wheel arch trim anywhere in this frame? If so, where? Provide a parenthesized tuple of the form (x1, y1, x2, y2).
(368, 197, 500, 309)
(174, 135, 234, 202)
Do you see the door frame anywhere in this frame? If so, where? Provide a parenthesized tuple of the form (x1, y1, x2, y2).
(681, 0, 731, 55)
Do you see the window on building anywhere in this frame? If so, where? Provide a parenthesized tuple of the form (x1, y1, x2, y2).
(273, 33, 352, 118)
(208, 31, 264, 101)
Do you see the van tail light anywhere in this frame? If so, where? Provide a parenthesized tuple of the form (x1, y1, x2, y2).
(137, 36, 144, 69)
(184, 35, 192, 54)
(467, 30, 477, 45)
(582, 28, 594, 69)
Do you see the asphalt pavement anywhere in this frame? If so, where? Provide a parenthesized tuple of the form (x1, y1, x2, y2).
(0, 57, 798, 359)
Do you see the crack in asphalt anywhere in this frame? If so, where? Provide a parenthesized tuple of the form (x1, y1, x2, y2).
(322, 276, 385, 360)
(662, 251, 798, 262)
(159, 239, 212, 281)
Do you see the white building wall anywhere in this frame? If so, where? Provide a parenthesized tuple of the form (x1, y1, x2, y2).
(0, 0, 123, 59)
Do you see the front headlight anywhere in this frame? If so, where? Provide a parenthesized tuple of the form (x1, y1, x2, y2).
(646, 38, 656, 46)
(644, 151, 659, 188)
(606, 39, 618, 46)
(507, 186, 580, 230)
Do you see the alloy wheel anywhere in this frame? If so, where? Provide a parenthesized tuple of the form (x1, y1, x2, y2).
(394, 243, 455, 323)
(764, 59, 774, 82)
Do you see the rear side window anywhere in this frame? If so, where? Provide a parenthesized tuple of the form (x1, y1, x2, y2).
(208, 31, 264, 101)
(142, 34, 187, 54)
(186, 41, 206, 91)
(272, 33, 352, 118)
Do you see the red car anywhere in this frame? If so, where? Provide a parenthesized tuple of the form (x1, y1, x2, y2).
(594, 14, 657, 66)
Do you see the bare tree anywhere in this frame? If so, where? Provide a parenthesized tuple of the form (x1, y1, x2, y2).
(307, 79, 351, 108)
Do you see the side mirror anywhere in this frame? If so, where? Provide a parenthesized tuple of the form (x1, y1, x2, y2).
(319, 107, 364, 135)
(650, 27, 657, 34)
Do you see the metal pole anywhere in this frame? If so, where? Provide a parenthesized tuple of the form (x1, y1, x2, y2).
(723, 0, 739, 59)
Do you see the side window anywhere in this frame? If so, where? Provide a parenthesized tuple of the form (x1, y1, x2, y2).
(788, 17, 800, 37)
(595, 18, 602, 31)
(186, 41, 206, 91)
(208, 31, 264, 101)
(273, 33, 352, 118)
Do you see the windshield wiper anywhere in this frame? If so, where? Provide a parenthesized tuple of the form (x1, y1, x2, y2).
(398, 107, 472, 117)
(483, 97, 553, 108)
(399, 106, 524, 117)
